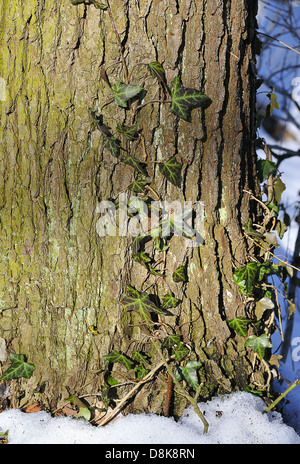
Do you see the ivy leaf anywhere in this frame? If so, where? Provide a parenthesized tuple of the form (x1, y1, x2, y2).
(147, 61, 169, 93)
(245, 334, 272, 360)
(134, 364, 149, 379)
(90, 110, 112, 137)
(132, 351, 150, 366)
(121, 154, 148, 177)
(161, 292, 180, 309)
(121, 285, 172, 320)
(161, 334, 182, 349)
(0, 353, 35, 380)
(255, 297, 274, 320)
(128, 176, 149, 194)
(103, 136, 122, 158)
(232, 263, 259, 295)
(103, 350, 135, 371)
(116, 122, 140, 141)
(132, 250, 152, 267)
(91, 2, 109, 10)
(173, 265, 188, 283)
(266, 88, 280, 118)
(273, 176, 286, 205)
(257, 159, 277, 182)
(173, 342, 190, 362)
(170, 76, 211, 122)
(175, 361, 202, 391)
(159, 155, 182, 187)
(227, 317, 252, 338)
(112, 81, 144, 108)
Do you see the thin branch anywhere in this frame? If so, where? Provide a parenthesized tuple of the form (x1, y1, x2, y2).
(263, 379, 300, 414)
(257, 31, 300, 56)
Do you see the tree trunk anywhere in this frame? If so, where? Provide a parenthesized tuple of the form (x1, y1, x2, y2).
(0, 0, 265, 416)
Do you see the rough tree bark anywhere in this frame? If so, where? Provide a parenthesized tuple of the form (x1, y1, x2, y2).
(0, 0, 266, 415)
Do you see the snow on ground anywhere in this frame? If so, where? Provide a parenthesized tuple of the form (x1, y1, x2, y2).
(0, 391, 299, 444)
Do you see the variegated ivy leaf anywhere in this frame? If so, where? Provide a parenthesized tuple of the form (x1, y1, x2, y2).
(116, 122, 140, 141)
(159, 155, 182, 187)
(103, 136, 122, 158)
(173, 342, 190, 362)
(161, 292, 180, 309)
(121, 285, 172, 321)
(147, 61, 169, 93)
(132, 250, 152, 266)
(227, 317, 252, 338)
(0, 353, 35, 380)
(175, 361, 202, 391)
(121, 154, 148, 177)
(172, 265, 188, 283)
(170, 76, 211, 122)
(245, 334, 272, 360)
(161, 334, 181, 349)
(112, 81, 144, 108)
(90, 110, 112, 137)
(128, 176, 149, 193)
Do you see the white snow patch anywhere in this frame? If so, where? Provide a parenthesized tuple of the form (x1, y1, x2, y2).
(0, 392, 299, 444)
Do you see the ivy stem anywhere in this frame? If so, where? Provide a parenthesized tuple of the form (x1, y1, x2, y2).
(105, 0, 129, 84)
(151, 341, 209, 434)
(263, 379, 300, 414)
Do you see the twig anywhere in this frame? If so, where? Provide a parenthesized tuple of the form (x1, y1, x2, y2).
(257, 32, 300, 56)
(96, 356, 174, 426)
(263, 379, 300, 414)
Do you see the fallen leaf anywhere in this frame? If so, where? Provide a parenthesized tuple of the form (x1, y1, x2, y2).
(23, 402, 43, 413)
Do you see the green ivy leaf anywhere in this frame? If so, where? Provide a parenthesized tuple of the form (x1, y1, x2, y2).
(116, 123, 140, 141)
(161, 292, 180, 309)
(175, 361, 202, 391)
(121, 285, 172, 320)
(134, 363, 149, 379)
(148, 62, 168, 91)
(103, 350, 135, 371)
(121, 154, 148, 177)
(173, 342, 190, 362)
(232, 263, 259, 295)
(173, 265, 188, 283)
(90, 110, 112, 137)
(257, 159, 277, 183)
(132, 351, 150, 366)
(103, 136, 122, 158)
(161, 334, 182, 349)
(0, 353, 35, 380)
(159, 155, 182, 187)
(170, 76, 211, 122)
(245, 334, 272, 360)
(112, 81, 144, 108)
(227, 317, 252, 338)
(132, 250, 152, 266)
(128, 176, 149, 194)
(91, 1, 109, 10)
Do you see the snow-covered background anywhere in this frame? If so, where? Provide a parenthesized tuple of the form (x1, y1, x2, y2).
(0, 0, 300, 446)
